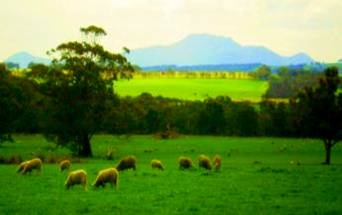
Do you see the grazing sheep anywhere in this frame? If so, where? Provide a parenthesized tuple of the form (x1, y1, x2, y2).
(59, 159, 71, 172)
(198, 155, 212, 170)
(64, 169, 87, 191)
(17, 158, 42, 174)
(213, 155, 222, 171)
(179, 156, 193, 170)
(151, 159, 164, 170)
(17, 161, 28, 173)
(92, 168, 119, 189)
(116, 156, 137, 171)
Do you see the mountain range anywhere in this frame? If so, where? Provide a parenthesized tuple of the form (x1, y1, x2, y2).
(5, 34, 314, 68)
(127, 34, 314, 67)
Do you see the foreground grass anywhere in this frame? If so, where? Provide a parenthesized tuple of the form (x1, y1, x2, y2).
(0, 135, 341, 214)
(115, 78, 268, 102)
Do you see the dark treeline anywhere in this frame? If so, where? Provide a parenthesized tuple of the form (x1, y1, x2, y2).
(68, 93, 334, 139)
(105, 94, 260, 136)
(0, 85, 325, 138)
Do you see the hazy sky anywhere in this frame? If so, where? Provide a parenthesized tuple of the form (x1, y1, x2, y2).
(1, 0, 341, 62)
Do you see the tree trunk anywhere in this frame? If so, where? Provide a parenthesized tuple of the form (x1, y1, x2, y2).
(78, 134, 93, 157)
(323, 139, 332, 165)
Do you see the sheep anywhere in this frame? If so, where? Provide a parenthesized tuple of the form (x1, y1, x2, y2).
(64, 169, 87, 191)
(116, 156, 137, 171)
(92, 168, 119, 189)
(198, 155, 212, 170)
(59, 159, 71, 172)
(17, 158, 42, 174)
(151, 159, 164, 170)
(179, 156, 193, 170)
(213, 154, 222, 171)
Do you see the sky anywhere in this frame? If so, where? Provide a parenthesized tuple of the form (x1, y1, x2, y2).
(0, 0, 341, 62)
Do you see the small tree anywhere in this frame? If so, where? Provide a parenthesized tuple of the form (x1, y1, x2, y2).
(294, 67, 342, 164)
(253, 65, 271, 80)
(27, 26, 134, 156)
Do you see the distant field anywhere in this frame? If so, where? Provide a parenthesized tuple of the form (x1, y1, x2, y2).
(0, 135, 341, 214)
(115, 78, 268, 102)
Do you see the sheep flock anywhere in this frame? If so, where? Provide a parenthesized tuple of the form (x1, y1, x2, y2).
(16, 154, 221, 191)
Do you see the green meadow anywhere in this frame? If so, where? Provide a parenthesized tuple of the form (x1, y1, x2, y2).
(115, 78, 268, 102)
(0, 135, 341, 214)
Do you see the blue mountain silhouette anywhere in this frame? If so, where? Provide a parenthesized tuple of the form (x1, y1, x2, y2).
(127, 34, 313, 67)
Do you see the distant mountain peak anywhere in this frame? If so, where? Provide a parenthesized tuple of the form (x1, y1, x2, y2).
(5, 52, 50, 68)
(127, 34, 314, 67)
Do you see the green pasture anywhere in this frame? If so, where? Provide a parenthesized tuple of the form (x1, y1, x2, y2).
(0, 135, 341, 214)
(115, 78, 268, 102)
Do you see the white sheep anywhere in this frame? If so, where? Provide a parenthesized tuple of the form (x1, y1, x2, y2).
(17, 158, 42, 174)
(151, 159, 164, 170)
(59, 159, 71, 172)
(92, 168, 119, 189)
(64, 169, 87, 191)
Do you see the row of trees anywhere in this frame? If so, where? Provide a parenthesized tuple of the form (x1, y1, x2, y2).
(134, 70, 252, 79)
(0, 26, 341, 164)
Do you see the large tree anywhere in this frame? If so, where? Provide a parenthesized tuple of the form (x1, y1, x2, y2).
(27, 26, 134, 156)
(294, 67, 342, 164)
(0, 63, 25, 143)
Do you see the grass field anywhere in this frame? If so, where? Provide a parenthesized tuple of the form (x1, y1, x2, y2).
(115, 78, 268, 102)
(0, 135, 341, 214)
